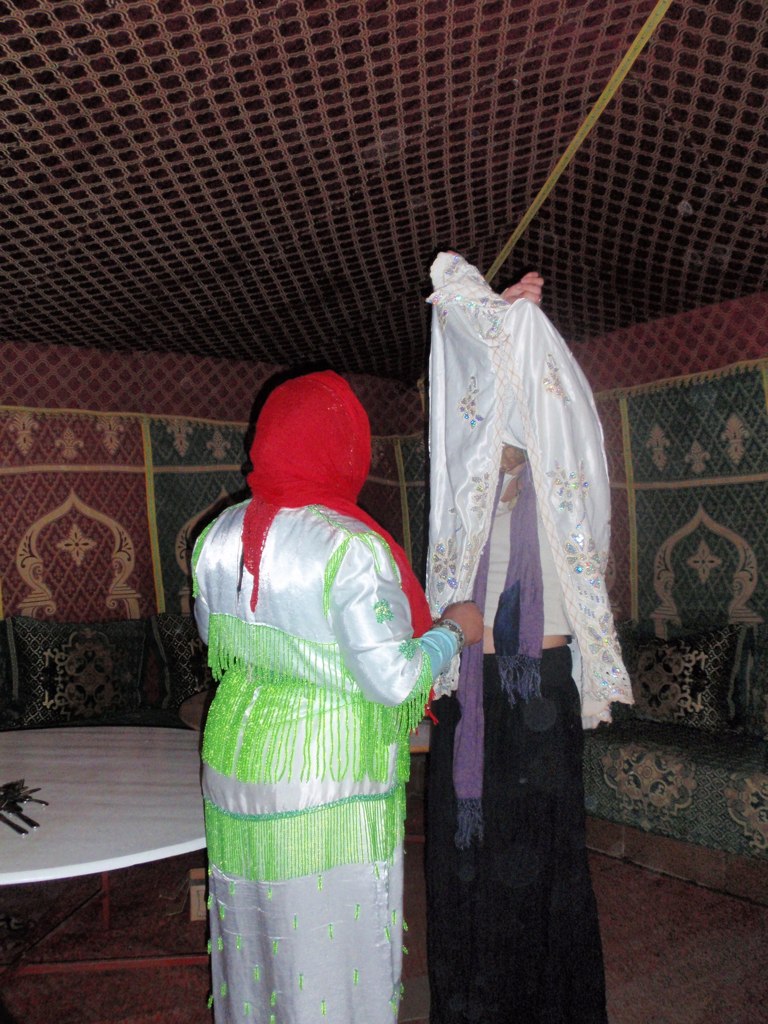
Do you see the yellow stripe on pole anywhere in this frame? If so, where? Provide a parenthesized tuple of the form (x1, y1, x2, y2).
(485, 0, 673, 284)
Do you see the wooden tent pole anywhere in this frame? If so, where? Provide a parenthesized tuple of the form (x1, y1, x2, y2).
(485, 0, 673, 284)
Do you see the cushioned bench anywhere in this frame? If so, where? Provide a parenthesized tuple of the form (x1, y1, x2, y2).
(583, 622, 768, 902)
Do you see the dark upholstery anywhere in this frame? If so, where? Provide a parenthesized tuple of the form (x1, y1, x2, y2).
(583, 623, 768, 861)
(149, 613, 214, 711)
(0, 614, 211, 731)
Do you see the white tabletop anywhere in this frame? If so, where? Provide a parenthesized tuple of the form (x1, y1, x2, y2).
(0, 726, 206, 885)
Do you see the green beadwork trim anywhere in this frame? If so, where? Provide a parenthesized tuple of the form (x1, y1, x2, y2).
(399, 638, 419, 660)
(203, 614, 340, 685)
(204, 785, 406, 882)
(201, 616, 433, 787)
(316, 509, 400, 612)
(374, 599, 394, 623)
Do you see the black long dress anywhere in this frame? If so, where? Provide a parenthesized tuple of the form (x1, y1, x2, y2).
(425, 647, 608, 1024)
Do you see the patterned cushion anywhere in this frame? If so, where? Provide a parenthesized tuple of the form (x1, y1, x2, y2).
(625, 626, 741, 734)
(149, 613, 212, 711)
(7, 617, 146, 728)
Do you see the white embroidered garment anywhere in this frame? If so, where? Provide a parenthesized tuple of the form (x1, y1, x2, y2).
(425, 252, 632, 725)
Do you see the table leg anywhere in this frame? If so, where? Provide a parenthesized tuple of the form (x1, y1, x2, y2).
(101, 870, 110, 930)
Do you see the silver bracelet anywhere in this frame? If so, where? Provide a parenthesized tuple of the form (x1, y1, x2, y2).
(437, 617, 465, 654)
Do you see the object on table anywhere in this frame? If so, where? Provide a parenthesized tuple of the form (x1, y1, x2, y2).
(0, 779, 47, 835)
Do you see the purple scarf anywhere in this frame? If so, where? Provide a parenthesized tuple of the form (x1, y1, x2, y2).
(453, 463, 543, 847)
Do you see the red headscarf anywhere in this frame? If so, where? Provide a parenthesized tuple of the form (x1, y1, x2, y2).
(242, 371, 433, 638)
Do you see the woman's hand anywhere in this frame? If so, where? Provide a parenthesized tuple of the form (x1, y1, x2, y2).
(438, 601, 484, 646)
(501, 272, 544, 306)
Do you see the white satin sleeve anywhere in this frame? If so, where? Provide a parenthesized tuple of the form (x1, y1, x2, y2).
(194, 588, 211, 644)
(329, 532, 433, 707)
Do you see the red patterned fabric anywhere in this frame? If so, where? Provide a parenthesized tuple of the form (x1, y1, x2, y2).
(0, 341, 422, 434)
(1, 409, 155, 621)
(578, 293, 768, 393)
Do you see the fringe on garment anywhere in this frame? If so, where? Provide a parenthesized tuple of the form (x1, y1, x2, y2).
(200, 613, 433, 800)
(455, 797, 484, 849)
(205, 785, 406, 882)
(497, 653, 542, 707)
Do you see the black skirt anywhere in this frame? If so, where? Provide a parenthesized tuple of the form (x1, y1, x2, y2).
(425, 647, 607, 1024)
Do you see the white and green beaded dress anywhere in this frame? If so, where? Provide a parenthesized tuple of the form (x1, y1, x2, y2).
(193, 499, 444, 1024)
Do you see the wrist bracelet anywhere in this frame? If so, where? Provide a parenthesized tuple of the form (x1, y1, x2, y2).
(437, 617, 465, 654)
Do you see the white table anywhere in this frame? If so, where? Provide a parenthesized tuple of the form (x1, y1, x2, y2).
(0, 727, 207, 975)
(0, 726, 205, 884)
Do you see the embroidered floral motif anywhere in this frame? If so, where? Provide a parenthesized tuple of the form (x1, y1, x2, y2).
(585, 611, 620, 667)
(399, 639, 420, 660)
(55, 427, 84, 461)
(684, 439, 710, 474)
(430, 537, 459, 594)
(469, 473, 490, 516)
(547, 462, 589, 515)
(542, 354, 571, 402)
(374, 599, 394, 623)
(722, 413, 749, 465)
(95, 415, 125, 456)
(6, 410, 38, 455)
(458, 376, 484, 428)
(443, 253, 462, 278)
(461, 533, 485, 582)
(428, 292, 508, 341)
(565, 531, 602, 587)
(647, 425, 670, 470)
(686, 539, 722, 584)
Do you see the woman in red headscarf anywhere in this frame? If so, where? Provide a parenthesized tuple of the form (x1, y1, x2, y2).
(193, 371, 482, 1024)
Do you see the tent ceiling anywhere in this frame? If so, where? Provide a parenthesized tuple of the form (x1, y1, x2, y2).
(1, 0, 766, 384)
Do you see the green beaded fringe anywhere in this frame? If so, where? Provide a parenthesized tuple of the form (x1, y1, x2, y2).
(201, 614, 432, 788)
(204, 785, 406, 881)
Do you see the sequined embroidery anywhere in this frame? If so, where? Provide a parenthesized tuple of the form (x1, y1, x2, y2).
(564, 531, 602, 588)
(461, 533, 484, 582)
(374, 599, 394, 623)
(458, 376, 484, 428)
(547, 462, 589, 515)
(399, 638, 420, 660)
(430, 537, 459, 595)
(543, 353, 571, 402)
(428, 291, 508, 341)
(443, 253, 462, 278)
(469, 473, 491, 516)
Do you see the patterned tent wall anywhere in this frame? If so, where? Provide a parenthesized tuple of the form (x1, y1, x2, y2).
(572, 292, 768, 394)
(0, 339, 423, 432)
(595, 358, 768, 635)
(0, 404, 425, 623)
(1, 286, 763, 624)
(2, 362, 764, 625)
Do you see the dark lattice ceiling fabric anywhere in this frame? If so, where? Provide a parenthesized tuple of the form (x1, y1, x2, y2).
(1, 0, 766, 384)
